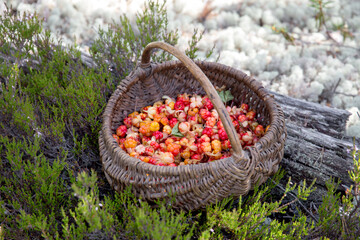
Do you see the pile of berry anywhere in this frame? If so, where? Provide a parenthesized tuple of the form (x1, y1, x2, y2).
(113, 92, 268, 166)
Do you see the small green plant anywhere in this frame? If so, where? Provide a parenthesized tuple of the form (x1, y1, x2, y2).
(309, 0, 332, 31)
(271, 25, 295, 44)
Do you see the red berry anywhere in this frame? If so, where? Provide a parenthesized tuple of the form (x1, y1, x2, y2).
(254, 125, 265, 136)
(168, 163, 177, 167)
(241, 103, 249, 112)
(153, 131, 163, 140)
(217, 120, 224, 129)
(238, 114, 249, 128)
(202, 97, 214, 110)
(145, 147, 155, 156)
(157, 105, 166, 114)
(169, 118, 178, 128)
(174, 101, 185, 110)
(116, 125, 127, 138)
(246, 111, 256, 121)
(177, 94, 190, 106)
(150, 141, 160, 150)
(200, 109, 211, 120)
(191, 154, 202, 161)
(148, 158, 157, 165)
(112, 134, 120, 144)
(218, 128, 228, 140)
(202, 127, 213, 137)
(221, 139, 232, 150)
(123, 117, 132, 128)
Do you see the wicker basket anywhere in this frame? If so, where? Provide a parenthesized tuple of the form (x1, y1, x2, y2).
(99, 42, 286, 211)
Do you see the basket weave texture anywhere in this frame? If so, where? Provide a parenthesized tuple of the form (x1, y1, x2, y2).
(99, 42, 286, 211)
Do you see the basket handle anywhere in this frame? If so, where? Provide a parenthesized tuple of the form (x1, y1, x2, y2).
(141, 42, 244, 159)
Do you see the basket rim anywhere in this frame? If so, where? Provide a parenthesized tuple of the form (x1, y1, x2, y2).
(100, 60, 285, 176)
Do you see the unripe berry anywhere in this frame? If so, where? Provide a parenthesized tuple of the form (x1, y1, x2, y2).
(169, 118, 178, 128)
(221, 139, 232, 150)
(153, 131, 163, 140)
(116, 125, 127, 137)
(218, 128, 228, 140)
(123, 117, 132, 128)
(241, 103, 249, 112)
(112, 134, 120, 144)
(238, 114, 248, 128)
(202, 127, 213, 137)
(174, 100, 185, 110)
(202, 97, 214, 110)
(200, 108, 211, 120)
(255, 125, 265, 136)
(246, 110, 256, 121)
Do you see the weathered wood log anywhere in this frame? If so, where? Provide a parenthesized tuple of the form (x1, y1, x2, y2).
(272, 91, 360, 201)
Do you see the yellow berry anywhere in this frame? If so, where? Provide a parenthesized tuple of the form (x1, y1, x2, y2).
(211, 140, 221, 154)
(168, 102, 175, 110)
(150, 121, 160, 132)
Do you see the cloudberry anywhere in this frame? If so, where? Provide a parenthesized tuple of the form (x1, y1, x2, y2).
(167, 143, 181, 156)
(150, 121, 160, 132)
(169, 118, 178, 128)
(218, 128, 228, 140)
(205, 117, 216, 128)
(200, 142, 211, 153)
(200, 109, 211, 120)
(124, 138, 137, 148)
(153, 131, 163, 140)
(202, 127, 213, 138)
(160, 117, 169, 126)
(211, 140, 221, 154)
(163, 125, 172, 135)
(246, 110, 256, 121)
(116, 125, 127, 138)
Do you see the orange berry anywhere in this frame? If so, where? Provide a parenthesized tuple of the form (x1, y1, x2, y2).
(180, 148, 191, 159)
(128, 111, 139, 118)
(124, 138, 137, 148)
(160, 117, 169, 126)
(188, 107, 199, 116)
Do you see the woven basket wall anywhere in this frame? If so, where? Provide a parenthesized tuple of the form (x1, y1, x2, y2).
(99, 42, 286, 211)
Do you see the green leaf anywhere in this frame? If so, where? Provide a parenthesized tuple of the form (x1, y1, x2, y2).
(218, 90, 234, 104)
(171, 122, 184, 138)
